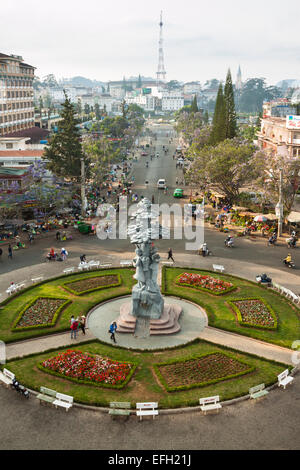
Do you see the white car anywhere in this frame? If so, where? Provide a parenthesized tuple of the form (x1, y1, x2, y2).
(157, 179, 166, 189)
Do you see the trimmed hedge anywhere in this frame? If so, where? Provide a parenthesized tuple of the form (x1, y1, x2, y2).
(12, 297, 72, 332)
(228, 297, 278, 330)
(62, 273, 121, 296)
(153, 351, 255, 392)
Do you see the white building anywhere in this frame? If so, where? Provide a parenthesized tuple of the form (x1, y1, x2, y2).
(183, 82, 201, 95)
(125, 92, 155, 111)
(161, 90, 184, 111)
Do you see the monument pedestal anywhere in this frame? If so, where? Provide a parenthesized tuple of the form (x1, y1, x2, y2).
(116, 302, 182, 335)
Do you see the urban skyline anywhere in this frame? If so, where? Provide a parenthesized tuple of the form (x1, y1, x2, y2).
(1, 0, 300, 85)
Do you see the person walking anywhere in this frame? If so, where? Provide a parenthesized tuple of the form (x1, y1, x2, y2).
(71, 317, 78, 339)
(79, 315, 86, 335)
(109, 321, 117, 343)
(8, 244, 12, 260)
(167, 248, 175, 262)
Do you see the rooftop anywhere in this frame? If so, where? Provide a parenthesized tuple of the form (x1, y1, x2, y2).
(2, 127, 50, 143)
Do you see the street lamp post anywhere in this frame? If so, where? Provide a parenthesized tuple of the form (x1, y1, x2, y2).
(80, 157, 86, 217)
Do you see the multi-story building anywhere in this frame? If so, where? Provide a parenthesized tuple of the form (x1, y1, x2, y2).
(125, 91, 155, 112)
(161, 90, 184, 112)
(257, 115, 300, 159)
(0, 53, 35, 136)
(183, 82, 201, 95)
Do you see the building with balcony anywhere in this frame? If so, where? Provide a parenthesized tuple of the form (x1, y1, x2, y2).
(257, 115, 300, 159)
(0, 53, 35, 136)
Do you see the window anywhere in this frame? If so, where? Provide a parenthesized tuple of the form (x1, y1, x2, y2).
(6, 143, 13, 149)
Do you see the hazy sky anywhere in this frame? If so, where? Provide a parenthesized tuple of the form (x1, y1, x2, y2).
(1, 0, 300, 85)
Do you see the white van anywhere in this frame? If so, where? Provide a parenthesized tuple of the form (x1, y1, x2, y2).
(157, 179, 166, 189)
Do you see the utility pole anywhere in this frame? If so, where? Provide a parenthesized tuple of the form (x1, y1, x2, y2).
(276, 168, 283, 238)
(81, 157, 86, 217)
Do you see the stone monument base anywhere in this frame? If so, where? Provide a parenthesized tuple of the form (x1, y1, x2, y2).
(116, 302, 182, 335)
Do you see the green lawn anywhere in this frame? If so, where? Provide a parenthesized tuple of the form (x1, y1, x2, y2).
(4, 339, 287, 408)
(162, 267, 300, 348)
(0, 268, 135, 343)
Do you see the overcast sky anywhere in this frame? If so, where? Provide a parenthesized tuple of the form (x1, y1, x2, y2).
(1, 0, 300, 85)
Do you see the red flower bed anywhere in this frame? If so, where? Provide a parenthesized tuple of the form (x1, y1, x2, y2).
(177, 272, 233, 293)
(41, 350, 133, 385)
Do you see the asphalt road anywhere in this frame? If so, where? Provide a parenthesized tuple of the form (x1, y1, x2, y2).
(1, 123, 299, 276)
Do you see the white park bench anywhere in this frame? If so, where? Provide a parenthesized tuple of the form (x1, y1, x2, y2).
(0, 368, 15, 388)
(136, 402, 158, 420)
(109, 401, 131, 418)
(99, 263, 113, 268)
(120, 260, 133, 267)
(278, 369, 294, 390)
(88, 260, 100, 269)
(213, 264, 225, 273)
(199, 396, 222, 414)
(6, 285, 16, 295)
(78, 262, 90, 271)
(63, 267, 75, 275)
(161, 261, 174, 266)
(53, 392, 74, 411)
(37, 386, 57, 405)
(15, 282, 26, 291)
(249, 383, 269, 400)
(31, 276, 44, 284)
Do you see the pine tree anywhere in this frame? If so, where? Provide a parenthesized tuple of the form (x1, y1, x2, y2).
(43, 91, 85, 180)
(210, 84, 226, 145)
(224, 69, 237, 139)
(203, 110, 209, 124)
(190, 95, 198, 113)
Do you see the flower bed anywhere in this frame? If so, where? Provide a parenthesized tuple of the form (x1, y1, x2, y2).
(63, 274, 121, 295)
(229, 298, 277, 330)
(13, 297, 71, 331)
(154, 352, 254, 391)
(38, 349, 136, 388)
(176, 272, 235, 295)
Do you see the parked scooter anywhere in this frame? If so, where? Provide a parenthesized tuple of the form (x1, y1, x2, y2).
(256, 273, 272, 286)
(11, 378, 30, 398)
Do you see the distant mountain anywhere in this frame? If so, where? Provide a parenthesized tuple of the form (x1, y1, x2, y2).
(59, 76, 105, 88)
(276, 79, 300, 90)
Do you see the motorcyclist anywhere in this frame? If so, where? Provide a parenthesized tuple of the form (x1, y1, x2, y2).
(225, 235, 233, 246)
(284, 253, 293, 266)
(146, 161, 149, 168)
(287, 235, 297, 247)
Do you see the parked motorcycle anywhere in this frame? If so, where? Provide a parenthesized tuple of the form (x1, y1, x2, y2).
(11, 378, 30, 398)
(256, 273, 272, 285)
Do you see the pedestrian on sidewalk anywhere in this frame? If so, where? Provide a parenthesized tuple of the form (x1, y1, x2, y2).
(71, 317, 78, 339)
(8, 244, 12, 260)
(167, 248, 175, 262)
(79, 315, 86, 335)
(109, 321, 117, 343)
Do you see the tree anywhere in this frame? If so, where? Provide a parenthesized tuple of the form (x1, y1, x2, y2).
(203, 110, 209, 124)
(43, 91, 85, 180)
(83, 135, 121, 187)
(209, 84, 226, 145)
(84, 104, 90, 115)
(186, 139, 257, 203)
(252, 150, 300, 213)
(42, 74, 58, 88)
(239, 78, 282, 114)
(224, 69, 237, 139)
(190, 95, 198, 113)
(94, 103, 101, 120)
